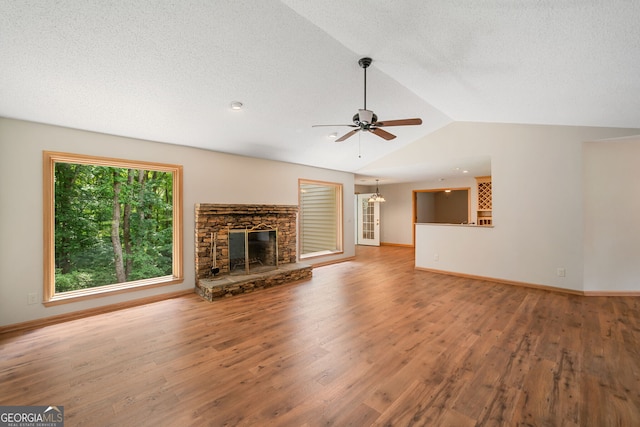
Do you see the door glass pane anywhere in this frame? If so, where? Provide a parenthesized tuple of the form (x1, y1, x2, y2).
(361, 199, 375, 240)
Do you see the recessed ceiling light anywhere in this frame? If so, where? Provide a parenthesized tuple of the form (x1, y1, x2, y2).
(230, 101, 243, 110)
(328, 132, 338, 139)
(462, 170, 469, 174)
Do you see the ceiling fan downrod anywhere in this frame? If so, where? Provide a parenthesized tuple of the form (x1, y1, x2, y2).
(358, 57, 372, 111)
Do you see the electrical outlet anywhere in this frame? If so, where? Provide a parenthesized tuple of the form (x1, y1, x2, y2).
(434, 253, 439, 261)
(28, 292, 38, 305)
(556, 268, 566, 277)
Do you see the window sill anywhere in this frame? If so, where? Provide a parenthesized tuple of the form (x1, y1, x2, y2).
(300, 250, 344, 260)
(43, 275, 183, 307)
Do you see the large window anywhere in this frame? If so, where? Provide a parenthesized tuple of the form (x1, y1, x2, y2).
(299, 179, 343, 258)
(43, 151, 183, 305)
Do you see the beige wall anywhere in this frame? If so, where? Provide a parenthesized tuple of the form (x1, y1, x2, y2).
(0, 118, 355, 326)
(2, 117, 638, 326)
(376, 122, 640, 292)
(583, 137, 640, 292)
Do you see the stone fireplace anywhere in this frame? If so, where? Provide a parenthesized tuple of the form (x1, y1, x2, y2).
(194, 204, 312, 301)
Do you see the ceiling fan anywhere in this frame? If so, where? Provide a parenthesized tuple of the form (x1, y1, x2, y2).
(313, 57, 422, 142)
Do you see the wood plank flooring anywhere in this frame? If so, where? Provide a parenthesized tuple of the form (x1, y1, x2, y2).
(1, 246, 639, 426)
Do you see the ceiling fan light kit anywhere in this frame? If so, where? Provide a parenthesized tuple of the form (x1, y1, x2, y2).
(313, 57, 423, 142)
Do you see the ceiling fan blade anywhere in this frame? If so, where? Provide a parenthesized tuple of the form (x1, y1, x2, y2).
(312, 124, 358, 128)
(375, 118, 423, 127)
(370, 127, 396, 141)
(335, 129, 360, 142)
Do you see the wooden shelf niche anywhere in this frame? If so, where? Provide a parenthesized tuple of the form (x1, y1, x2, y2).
(476, 176, 492, 226)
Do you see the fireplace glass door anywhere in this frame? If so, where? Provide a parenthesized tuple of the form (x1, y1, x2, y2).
(229, 229, 278, 275)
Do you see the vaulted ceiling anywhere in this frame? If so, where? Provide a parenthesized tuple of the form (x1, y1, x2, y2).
(1, 1, 639, 184)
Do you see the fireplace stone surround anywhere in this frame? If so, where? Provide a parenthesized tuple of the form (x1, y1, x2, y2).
(194, 204, 312, 301)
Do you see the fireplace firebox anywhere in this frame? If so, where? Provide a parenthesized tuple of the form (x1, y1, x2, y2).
(229, 226, 278, 275)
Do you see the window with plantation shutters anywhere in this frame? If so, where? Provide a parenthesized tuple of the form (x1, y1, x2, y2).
(299, 180, 343, 257)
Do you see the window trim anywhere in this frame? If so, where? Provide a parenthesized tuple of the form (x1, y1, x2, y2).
(298, 178, 344, 260)
(43, 151, 183, 306)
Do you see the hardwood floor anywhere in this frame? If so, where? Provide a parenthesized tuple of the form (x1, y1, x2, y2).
(1, 246, 639, 426)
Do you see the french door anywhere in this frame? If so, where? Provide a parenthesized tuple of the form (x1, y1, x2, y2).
(356, 193, 380, 246)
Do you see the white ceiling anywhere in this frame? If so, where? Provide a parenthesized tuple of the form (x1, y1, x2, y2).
(1, 1, 639, 184)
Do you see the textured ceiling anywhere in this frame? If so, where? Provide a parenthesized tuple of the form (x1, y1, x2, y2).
(1, 1, 639, 184)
